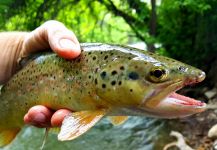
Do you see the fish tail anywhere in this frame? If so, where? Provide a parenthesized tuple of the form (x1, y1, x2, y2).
(0, 128, 20, 147)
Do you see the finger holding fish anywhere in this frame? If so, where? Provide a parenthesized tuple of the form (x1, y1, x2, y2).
(21, 20, 81, 128)
(24, 106, 73, 127)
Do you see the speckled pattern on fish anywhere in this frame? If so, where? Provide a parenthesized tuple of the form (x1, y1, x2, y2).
(0, 43, 206, 147)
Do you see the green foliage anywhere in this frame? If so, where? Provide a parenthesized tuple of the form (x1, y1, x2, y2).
(158, 0, 216, 67)
(1, 0, 217, 68)
(1, 0, 135, 44)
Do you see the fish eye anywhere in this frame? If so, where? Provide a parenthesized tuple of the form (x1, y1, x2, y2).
(149, 67, 168, 83)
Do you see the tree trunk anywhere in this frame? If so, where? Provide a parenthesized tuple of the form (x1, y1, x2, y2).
(148, 0, 157, 52)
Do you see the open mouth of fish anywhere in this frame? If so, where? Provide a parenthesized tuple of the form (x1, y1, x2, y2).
(166, 92, 205, 108)
(155, 77, 207, 116)
(165, 74, 206, 109)
(143, 75, 206, 117)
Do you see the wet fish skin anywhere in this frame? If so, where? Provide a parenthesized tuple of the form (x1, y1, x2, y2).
(0, 43, 206, 146)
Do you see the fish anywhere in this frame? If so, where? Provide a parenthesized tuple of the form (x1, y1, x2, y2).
(0, 43, 206, 147)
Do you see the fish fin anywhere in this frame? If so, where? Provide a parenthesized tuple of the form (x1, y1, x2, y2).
(0, 128, 20, 147)
(109, 116, 128, 125)
(49, 127, 60, 134)
(40, 128, 49, 150)
(58, 110, 106, 141)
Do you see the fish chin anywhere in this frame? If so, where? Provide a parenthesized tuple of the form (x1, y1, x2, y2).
(109, 92, 206, 118)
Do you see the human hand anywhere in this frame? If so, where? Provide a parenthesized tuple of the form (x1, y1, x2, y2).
(22, 20, 80, 127)
(21, 20, 80, 60)
(24, 106, 72, 127)
(0, 20, 80, 127)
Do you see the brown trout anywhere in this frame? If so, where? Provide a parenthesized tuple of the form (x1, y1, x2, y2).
(0, 43, 206, 146)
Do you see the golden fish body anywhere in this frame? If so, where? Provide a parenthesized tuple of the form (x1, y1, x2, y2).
(0, 43, 206, 146)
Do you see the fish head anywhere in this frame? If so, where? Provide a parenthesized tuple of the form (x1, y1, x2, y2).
(96, 51, 206, 118)
(133, 55, 206, 118)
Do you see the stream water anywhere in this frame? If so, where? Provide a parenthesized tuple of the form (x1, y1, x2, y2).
(0, 117, 180, 150)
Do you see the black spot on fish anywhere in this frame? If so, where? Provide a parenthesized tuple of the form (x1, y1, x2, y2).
(95, 79, 98, 84)
(88, 52, 92, 55)
(120, 66, 124, 70)
(88, 75, 92, 79)
(100, 71, 107, 79)
(104, 55, 108, 60)
(100, 52, 103, 54)
(111, 81, 116, 86)
(102, 84, 106, 88)
(130, 89, 133, 92)
(111, 70, 117, 75)
(128, 72, 139, 80)
(95, 68, 99, 73)
(93, 56, 96, 60)
(118, 81, 122, 85)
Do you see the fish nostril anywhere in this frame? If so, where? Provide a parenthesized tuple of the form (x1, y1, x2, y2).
(197, 71, 206, 82)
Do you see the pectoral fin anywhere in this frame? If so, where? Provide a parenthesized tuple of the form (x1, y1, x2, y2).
(58, 110, 106, 141)
(40, 128, 49, 150)
(109, 116, 128, 125)
(0, 128, 20, 147)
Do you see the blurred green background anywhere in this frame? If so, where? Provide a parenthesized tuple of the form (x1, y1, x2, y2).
(1, 0, 217, 149)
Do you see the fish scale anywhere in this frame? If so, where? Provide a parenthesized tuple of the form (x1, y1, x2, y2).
(0, 43, 206, 147)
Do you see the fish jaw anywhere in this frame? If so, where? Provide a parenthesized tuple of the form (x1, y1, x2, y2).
(139, 71, 206, 118)
(147, 92, 206, 118)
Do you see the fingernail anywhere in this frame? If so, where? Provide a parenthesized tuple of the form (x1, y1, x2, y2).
(59, 39, 76, 50)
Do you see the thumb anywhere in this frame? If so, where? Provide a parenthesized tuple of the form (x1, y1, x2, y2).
(48, 29, 81, 59)
(22, 20, 81, 59)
